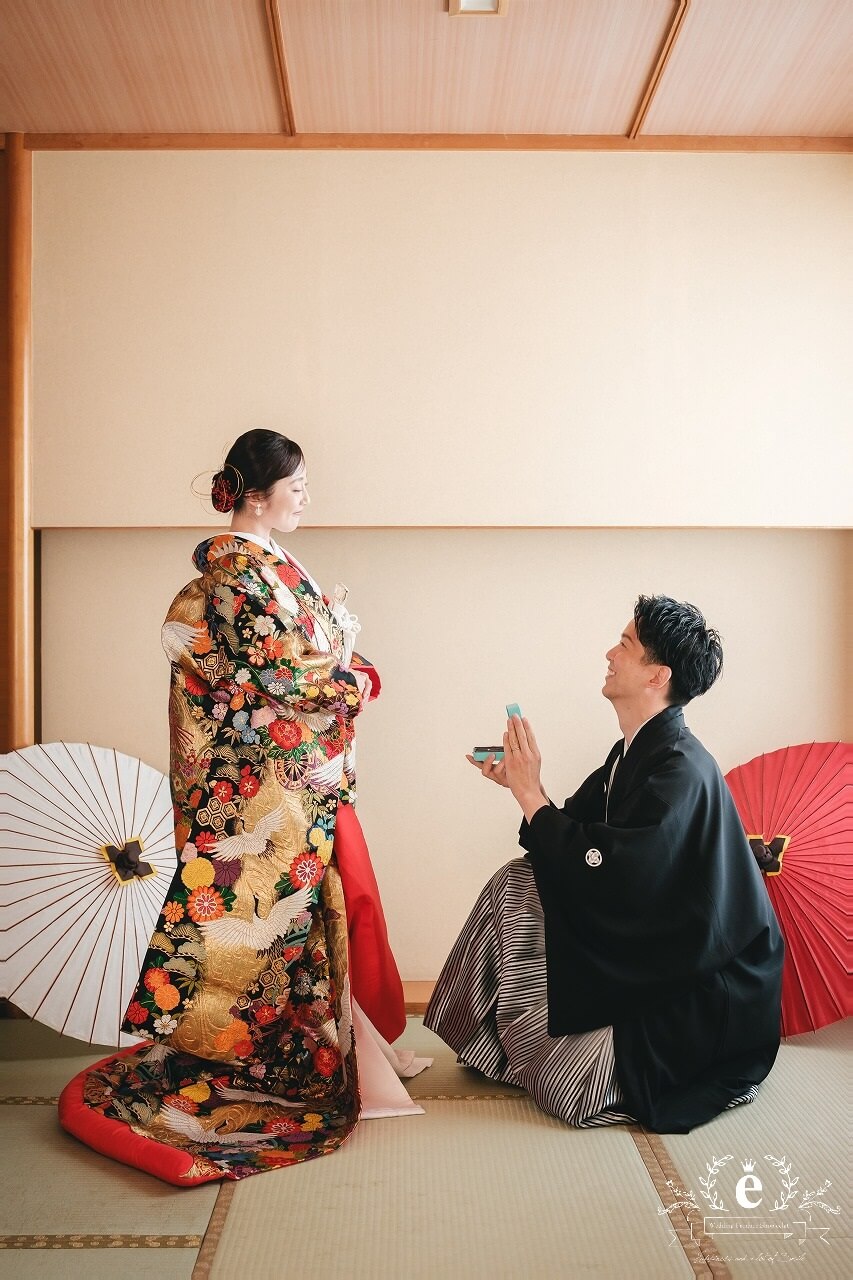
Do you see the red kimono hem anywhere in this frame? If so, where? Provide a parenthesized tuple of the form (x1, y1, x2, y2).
(58, 1047, 226, 1186)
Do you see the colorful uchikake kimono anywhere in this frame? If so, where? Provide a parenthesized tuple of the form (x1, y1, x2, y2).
(59, 533, 406, 1185)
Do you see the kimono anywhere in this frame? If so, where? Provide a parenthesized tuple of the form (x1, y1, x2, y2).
(522, 705, 785, 1132)
(59, 533, 405, 1184)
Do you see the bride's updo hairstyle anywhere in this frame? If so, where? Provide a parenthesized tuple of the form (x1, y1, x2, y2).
(211, 429, 304, 513)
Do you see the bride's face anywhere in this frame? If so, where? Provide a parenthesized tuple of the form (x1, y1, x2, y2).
(266, 465, 310, 532)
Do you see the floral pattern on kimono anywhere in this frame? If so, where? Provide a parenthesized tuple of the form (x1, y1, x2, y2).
(82, 534, 371, 1178)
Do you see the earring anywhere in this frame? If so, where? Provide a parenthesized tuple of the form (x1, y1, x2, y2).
(255, 504, 262, 515)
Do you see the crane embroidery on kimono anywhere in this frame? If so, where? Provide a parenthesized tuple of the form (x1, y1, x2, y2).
(161, 620, 199, 663)
(199, 884, 313, 951)
(159, 1103, 276, 1146)
(210, 803, 289, 862)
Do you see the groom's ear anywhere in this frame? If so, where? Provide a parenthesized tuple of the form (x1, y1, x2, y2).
(648, 664, 672, 691)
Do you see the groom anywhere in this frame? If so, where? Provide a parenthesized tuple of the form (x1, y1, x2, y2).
(426, 595, 784, 1132)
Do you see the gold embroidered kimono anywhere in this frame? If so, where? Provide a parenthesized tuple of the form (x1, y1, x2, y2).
(73, 533, 372, 1183)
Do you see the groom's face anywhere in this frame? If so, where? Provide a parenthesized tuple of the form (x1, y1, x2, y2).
(602, 620, 653, 704)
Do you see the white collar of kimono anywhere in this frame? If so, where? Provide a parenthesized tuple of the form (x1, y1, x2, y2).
(230, 532, 319, 591)
(230, 530, 283, 558)
(230, 529, 322, 613)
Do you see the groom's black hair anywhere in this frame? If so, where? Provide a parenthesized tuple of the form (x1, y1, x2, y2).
(634, 595, 723, 706)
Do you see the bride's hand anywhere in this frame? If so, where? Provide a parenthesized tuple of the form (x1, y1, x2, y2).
(353, 669, 373, 702)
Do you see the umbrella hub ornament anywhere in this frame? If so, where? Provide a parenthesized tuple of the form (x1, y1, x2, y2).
(100, 838, 156, 884)
(748, 834, 790, 877)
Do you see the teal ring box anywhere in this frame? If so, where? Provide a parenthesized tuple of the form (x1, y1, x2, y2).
(472, 704, 522, 761)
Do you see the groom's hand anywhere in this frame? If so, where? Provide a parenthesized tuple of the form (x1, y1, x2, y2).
(504, 716, 548, 821)
(466, 753, 510, 788)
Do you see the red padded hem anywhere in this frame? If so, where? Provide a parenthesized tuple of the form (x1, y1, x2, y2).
(58, 1048, 226, 1187)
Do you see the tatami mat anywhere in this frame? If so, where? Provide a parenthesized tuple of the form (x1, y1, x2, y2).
(662, 1019, 852, 1279)
(0, 1106, 217, 1238)
(1, 1250, 198, 1280)
(0, 1017, 848, 1278)
(210, 1099, 693, 1280)
(396, 1015, 525, 1099)
(0, 1021, 217, 1277)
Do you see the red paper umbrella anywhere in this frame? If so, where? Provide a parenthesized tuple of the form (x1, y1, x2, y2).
(725, 742, 852, 1038)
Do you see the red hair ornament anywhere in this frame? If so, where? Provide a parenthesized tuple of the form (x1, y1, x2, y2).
(210, 465, 244, 513)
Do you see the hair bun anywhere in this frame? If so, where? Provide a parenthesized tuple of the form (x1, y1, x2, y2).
(211, 470, 236, 513)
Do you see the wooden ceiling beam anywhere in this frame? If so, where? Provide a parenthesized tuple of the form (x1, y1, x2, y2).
(264, 0, 295, 136)
(629, 0, 691, 139)
(20, 133, 852, 153)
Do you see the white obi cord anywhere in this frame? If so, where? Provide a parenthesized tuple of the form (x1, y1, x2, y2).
(328, 584, 362, 669)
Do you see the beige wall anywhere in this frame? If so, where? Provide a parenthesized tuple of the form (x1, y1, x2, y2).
(33, 151, 852, 529)
(31, 150, 852, 975)
(41, 527, 852, 978)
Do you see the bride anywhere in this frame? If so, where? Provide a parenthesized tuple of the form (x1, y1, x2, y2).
(59, 429, 428, 1185)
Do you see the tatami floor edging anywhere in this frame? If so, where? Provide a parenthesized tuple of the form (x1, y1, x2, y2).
(191, 1184, 236, 1280)
(0, 1234, 203, 1249)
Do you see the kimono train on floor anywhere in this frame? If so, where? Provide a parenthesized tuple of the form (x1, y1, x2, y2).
(59, 533, 406, 1185)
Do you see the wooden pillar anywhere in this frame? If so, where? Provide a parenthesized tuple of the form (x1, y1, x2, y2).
(0, 134, 34, 752)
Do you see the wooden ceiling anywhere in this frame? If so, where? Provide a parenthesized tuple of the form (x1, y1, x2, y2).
(0, 0, 850, 146)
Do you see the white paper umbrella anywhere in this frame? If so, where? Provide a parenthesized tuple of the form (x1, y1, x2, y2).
(0, 742, 176, 1046)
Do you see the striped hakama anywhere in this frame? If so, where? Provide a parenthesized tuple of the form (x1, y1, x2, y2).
(425, 857, 760, 1127)
(425, 858, 634, 1127)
